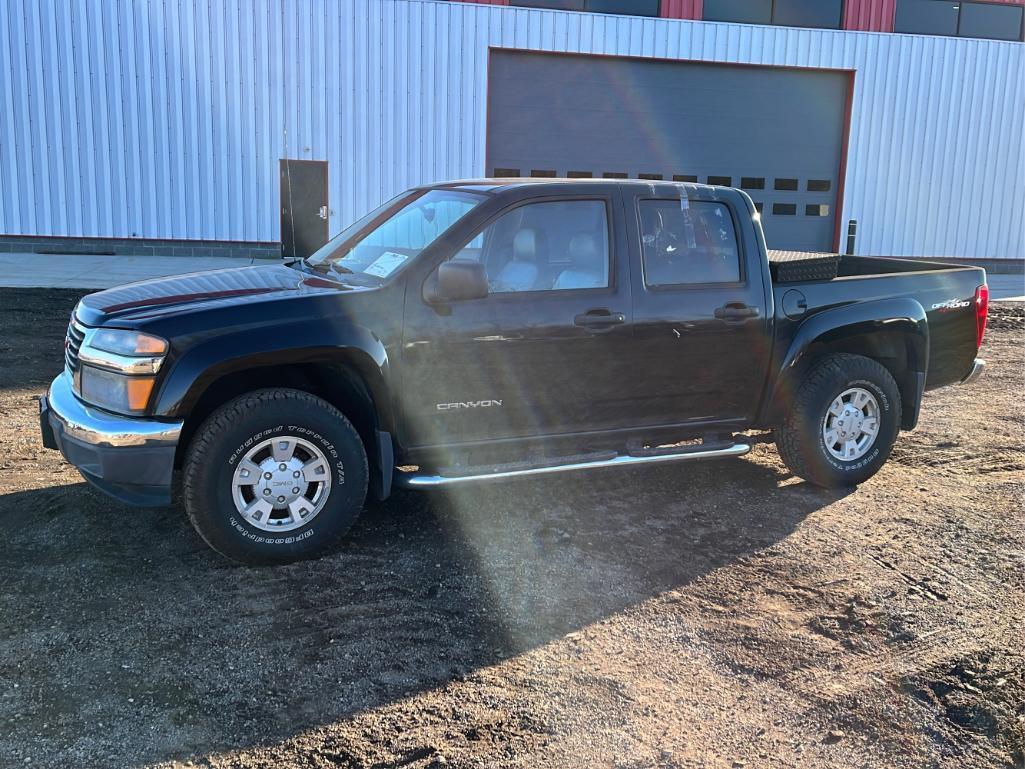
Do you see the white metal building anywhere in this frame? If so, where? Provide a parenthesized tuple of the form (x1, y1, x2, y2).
(0, 0, 1022, 260)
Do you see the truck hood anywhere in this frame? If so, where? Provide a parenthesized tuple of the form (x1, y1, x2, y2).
(75, 263, 360, 326)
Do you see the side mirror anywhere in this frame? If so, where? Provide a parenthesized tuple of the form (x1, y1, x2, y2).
(428, 261, 489, 303)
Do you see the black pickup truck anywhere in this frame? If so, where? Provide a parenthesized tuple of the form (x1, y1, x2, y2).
(40, 180, 989, 564)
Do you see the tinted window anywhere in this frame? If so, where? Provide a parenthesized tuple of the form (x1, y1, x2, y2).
(894, 0, 959, 35)
(773, 0, 843, 28)
(509, 0, 659, 14)
(959, 1, 1024, 40)
(638, 200, 741, 287)
(453, 200, 610, 294)
(586, 0, 659, 15)
(703, 0, 772, 24)
(513, 0, 584, 10)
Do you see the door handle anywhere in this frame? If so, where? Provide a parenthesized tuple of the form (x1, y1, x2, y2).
(714, 303, 760, 322)
(574, 309, 626, 330)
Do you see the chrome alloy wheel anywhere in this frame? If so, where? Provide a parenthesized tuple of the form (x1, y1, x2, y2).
(231, 436, 333, 532)
(822, 387, 881, 461)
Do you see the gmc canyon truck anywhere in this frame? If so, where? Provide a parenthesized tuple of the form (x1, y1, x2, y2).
(39, 180, 989, 564)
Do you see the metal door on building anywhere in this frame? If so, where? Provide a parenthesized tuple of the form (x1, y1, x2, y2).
(486, 51, 850, 252)
(280, 159, 329, 258)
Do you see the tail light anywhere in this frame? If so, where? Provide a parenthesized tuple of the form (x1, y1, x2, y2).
(975, 284, 989, 348)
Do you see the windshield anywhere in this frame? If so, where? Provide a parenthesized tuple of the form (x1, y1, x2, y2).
(305, 189, 484, 281)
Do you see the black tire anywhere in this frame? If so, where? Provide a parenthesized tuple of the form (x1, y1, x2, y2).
(183, 388, 368, 565)
(775, 353, 901, 488)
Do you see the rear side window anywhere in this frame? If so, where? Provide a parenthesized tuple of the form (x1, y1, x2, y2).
(638, 200, 741, 287)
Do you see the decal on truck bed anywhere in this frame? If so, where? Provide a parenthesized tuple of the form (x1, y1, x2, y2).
(932, 299, 972, 310)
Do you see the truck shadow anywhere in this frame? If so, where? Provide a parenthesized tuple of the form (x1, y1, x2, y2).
(0, 457, 848, 767)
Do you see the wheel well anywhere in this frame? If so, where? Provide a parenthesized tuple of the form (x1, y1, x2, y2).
(777, 330, 922, 430)
(175, 362, 378, 469)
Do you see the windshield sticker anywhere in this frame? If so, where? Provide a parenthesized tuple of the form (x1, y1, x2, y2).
(363, 251, 409, 278)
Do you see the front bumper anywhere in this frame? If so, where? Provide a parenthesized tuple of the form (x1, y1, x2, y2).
(961, 358, 986, 385)
(39, 372, 183, 507)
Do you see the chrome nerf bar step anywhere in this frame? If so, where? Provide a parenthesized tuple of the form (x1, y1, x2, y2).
(394, 441, 751, 489)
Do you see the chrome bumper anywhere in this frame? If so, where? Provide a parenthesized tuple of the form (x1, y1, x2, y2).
(44, 371, 182, 448)
(961, 358, 986, 385)
(39, 373, 182, 507)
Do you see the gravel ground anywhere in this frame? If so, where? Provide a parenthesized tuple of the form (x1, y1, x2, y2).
(0, 289, 1022, 769)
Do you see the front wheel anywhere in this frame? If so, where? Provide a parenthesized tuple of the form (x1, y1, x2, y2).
(775, 353, 901, 488)
(183, 388, 368, 565)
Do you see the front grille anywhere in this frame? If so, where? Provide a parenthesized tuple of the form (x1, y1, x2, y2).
(65, 315, 86, 373)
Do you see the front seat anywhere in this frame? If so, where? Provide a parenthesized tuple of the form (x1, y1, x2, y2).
(553, 233, 605, 290)
(491, 228, 542, 293)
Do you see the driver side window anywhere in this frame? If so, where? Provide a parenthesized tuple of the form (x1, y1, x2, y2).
(450, 200, 610, 294)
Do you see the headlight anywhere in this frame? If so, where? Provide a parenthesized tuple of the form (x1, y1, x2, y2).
(75, 328, 168, 414)
(79, 367, 156, 414)
(90, 329, 168, 357)
(79, 330, 168, 375)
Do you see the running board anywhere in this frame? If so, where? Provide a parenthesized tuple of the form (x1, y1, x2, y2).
(394, 442, 751, 489)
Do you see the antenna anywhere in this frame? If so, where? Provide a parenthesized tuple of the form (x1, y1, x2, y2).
(284, 127, 297, 259)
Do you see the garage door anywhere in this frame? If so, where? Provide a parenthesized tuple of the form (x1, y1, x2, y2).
(486, 51, 850, 253)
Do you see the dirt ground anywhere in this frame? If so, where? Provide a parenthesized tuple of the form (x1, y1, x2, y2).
(0, 288, 1022, 769)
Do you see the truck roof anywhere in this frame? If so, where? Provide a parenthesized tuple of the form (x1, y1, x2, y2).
(428, 177, 728, 194)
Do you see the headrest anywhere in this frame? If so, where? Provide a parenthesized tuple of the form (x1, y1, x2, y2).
(513, 229, 538, 262)
(568, 232, 599, 266)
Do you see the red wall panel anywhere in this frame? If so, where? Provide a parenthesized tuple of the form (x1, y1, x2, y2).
(660, 0, 703, 19)
(843, 0, 896, 31)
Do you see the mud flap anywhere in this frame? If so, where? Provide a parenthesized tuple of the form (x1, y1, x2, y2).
(373, 429, 394, 501)
(902, 371, 926, 430)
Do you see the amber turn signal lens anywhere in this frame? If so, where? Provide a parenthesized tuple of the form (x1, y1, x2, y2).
(133, 334, 168, 355)
(125, 377, 156, 411)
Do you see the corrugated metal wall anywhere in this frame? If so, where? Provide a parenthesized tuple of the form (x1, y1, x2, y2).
(1, 0, 1022, 258)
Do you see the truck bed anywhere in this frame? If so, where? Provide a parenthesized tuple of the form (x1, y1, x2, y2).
(767, 251, 982, 285)
(769, 251, 987, 391)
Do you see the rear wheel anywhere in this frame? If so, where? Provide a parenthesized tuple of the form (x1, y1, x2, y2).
(183, 388, 368, 565)
(775, 353, 901, 488)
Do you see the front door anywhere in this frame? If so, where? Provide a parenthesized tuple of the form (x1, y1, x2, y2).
(399, 192, 635, 451)
(280, 159, 328, 257)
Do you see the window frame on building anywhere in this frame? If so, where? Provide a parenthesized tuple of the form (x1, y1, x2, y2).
(506, 0, 660, 16)
(702, 0, 845, 30)
(893, 0, 1025, 41)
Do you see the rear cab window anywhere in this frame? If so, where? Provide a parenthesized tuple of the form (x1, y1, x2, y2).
(637, 199, 742, 287)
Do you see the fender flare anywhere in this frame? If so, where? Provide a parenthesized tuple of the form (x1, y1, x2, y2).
(761, 297, 929, 429)
(155, 320, 392, 422)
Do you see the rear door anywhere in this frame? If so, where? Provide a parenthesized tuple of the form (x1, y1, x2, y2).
(623, 187, 771, 427)
(399, 188, 636, 449)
